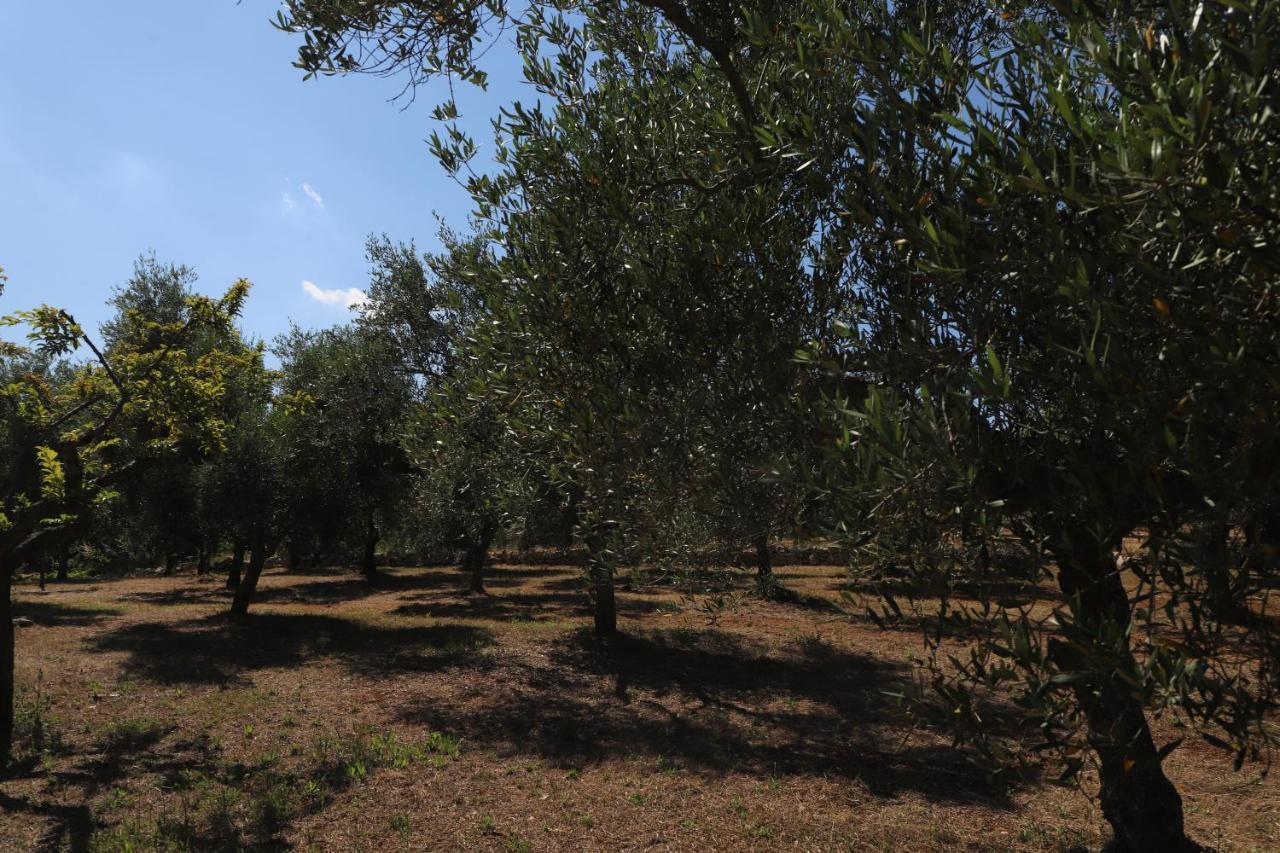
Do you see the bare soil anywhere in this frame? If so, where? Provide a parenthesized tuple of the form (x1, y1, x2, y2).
(1, 561, 1275, 851)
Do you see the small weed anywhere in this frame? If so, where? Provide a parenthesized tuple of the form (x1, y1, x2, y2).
(252, 784, 293, 836)
(656, 755, 679, 775)
(103, 787, 136, 811)
(628, 793, 648, 806)
(504, 837, 533, 853)
(423, 730, 462, 764)
(389, 812, 412, 833)
(302, 779, 327, 809)
(479, 815, 496, 834)
(564, 768, 581, 780)
(14, 673, 64, 759)
(795, 631, 831, 657)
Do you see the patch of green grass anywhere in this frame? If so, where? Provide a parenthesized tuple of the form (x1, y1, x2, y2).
(92, 783, 247, 852)
(89, 819, 149, 852)
(103, 716, 168, 750)
(423, 629, 496, 657)
(102, 787, 136, 811)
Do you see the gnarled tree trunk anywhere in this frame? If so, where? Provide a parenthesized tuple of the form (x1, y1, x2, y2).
(1054, 542, 1196, 852)
(230, 535, 268, 618)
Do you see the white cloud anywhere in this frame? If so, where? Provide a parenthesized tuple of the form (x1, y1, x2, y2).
(301, 182, 324, 209)
(302, 280, 368, 309)
(280, 191, 296, 213)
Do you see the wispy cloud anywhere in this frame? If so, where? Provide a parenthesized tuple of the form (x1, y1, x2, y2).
(280, 191, 296, 213)
(301, 182, 324, 209)
(302, 280, 367, 309)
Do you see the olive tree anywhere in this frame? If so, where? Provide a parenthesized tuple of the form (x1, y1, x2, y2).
(778, 2, 1280, 848)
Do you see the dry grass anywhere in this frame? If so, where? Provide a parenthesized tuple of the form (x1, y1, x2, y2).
(0, 560, 1275, 851)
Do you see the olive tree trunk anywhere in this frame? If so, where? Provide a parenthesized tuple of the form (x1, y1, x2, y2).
(1201, 520, 1245, 622)
(467, 519, 495, 594)
(230, 536, 269, 618)
(361, 527, 379, 581)
(1054, 544, 1196, 852)
(753, 533, 772, 590)
(585, 536, 616, 638)
(225, 541, 245, 591)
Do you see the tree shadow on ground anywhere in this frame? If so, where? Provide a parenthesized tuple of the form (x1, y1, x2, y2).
(251, 570, 529, 604)
(398, 627, 1017, 808)
(0, 792, 93, 853)
(86, 613, 496, 686)
(10, 599, 120, 627)
(391, 589, 669, 622)
(116, 567, 515, 608)
(483, 565, 573, 579)
(0, 720, 192, 851)
(118, 586, 230, 607)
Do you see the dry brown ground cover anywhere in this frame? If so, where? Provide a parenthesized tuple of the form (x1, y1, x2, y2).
(0, 560, 1276, 852)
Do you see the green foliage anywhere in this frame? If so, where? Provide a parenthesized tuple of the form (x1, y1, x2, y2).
(274, 0, 1278, 844)
(1, 258, 254, 547)
(272, 320, 414, 565)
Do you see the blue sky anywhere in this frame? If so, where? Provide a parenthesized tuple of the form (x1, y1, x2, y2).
(0, 1, 523, 348)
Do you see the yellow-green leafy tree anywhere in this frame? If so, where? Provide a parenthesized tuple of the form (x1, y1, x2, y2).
(0, 267, 252, 764)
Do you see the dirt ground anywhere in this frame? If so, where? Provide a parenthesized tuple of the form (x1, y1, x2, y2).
(1, 560, 1276, 852)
